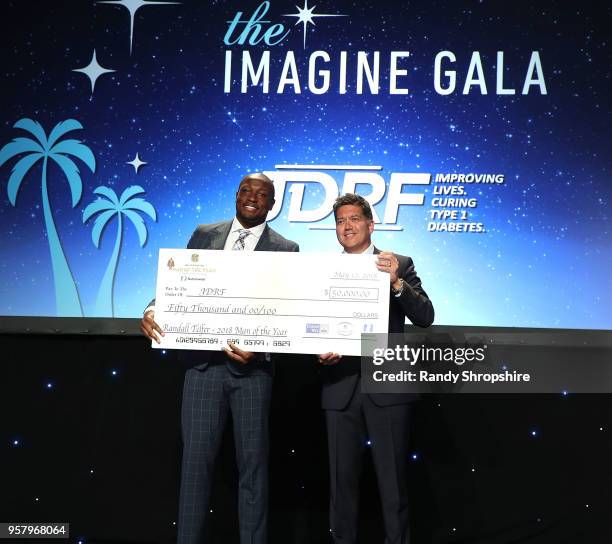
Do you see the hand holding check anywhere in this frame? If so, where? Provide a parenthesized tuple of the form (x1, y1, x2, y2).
(140, 310, 164, 344)
(223, 342, 257, 365)
(318, 352, 342, 366)
(375, 251, 403, 291)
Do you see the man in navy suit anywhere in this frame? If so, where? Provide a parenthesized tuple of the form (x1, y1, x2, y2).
(140, 173, 298, 544)
(319, 193, 434, 544)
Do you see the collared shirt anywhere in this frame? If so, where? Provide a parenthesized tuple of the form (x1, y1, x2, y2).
(342, 242, 375, 255)
(223, 217, 266, 251)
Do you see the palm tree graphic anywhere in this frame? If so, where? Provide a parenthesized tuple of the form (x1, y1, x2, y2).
(83, 185, 156, 316)
(0, 118, 96, 316)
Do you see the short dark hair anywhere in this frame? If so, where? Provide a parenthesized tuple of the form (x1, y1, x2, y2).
(333, 193, 373, 221)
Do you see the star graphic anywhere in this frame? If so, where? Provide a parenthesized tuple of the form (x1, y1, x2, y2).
(72, 49, 116, 94)
(127, 152, 147, 173)
(284, 0, 347, 49)
(97, 0, 181, 54)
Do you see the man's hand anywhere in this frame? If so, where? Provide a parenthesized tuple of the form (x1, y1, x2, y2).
(140, 310, 165, 344)
(376, 251, 402, 291)
(223, 342, 256, 365)
(318, 352, 342, 366)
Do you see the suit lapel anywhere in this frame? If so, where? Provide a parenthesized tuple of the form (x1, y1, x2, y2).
(209, 221, 233, 249)
(254, 224, 272, 251)
(209, 221, 273, 251)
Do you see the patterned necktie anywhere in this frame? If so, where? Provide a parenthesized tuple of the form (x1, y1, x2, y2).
(232, 229, 250, 250)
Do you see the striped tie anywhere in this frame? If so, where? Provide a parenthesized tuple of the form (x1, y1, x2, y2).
(232, 229, 250, 250)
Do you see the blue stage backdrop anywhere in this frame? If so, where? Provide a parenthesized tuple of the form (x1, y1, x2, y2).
(0, 1, 609, 328)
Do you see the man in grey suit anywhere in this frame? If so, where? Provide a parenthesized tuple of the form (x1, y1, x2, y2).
(140, 173, 299, 544)
(319, 193, 434, 544)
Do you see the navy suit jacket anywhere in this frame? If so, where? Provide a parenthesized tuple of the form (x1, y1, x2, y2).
(321, 247, 434, 408)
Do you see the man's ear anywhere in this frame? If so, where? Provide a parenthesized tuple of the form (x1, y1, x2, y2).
(368, 220, 375, 234)
(267, 198, 275, 211)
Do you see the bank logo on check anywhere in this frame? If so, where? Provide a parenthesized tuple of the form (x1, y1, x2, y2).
(337, 322, 354, 336)
(306, 323, 329, 335)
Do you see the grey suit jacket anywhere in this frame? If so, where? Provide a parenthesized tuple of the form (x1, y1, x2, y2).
(186, 220, 299, 253)
(148, 219, 299, 375)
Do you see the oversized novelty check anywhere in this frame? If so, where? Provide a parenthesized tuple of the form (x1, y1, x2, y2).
(152, 248, 390, 355)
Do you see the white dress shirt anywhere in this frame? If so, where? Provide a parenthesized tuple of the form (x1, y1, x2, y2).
(342, 242, 375, 255)
(223, 217, 266, 251)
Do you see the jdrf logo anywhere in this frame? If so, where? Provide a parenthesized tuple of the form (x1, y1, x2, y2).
(264, 166, 431, 229)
